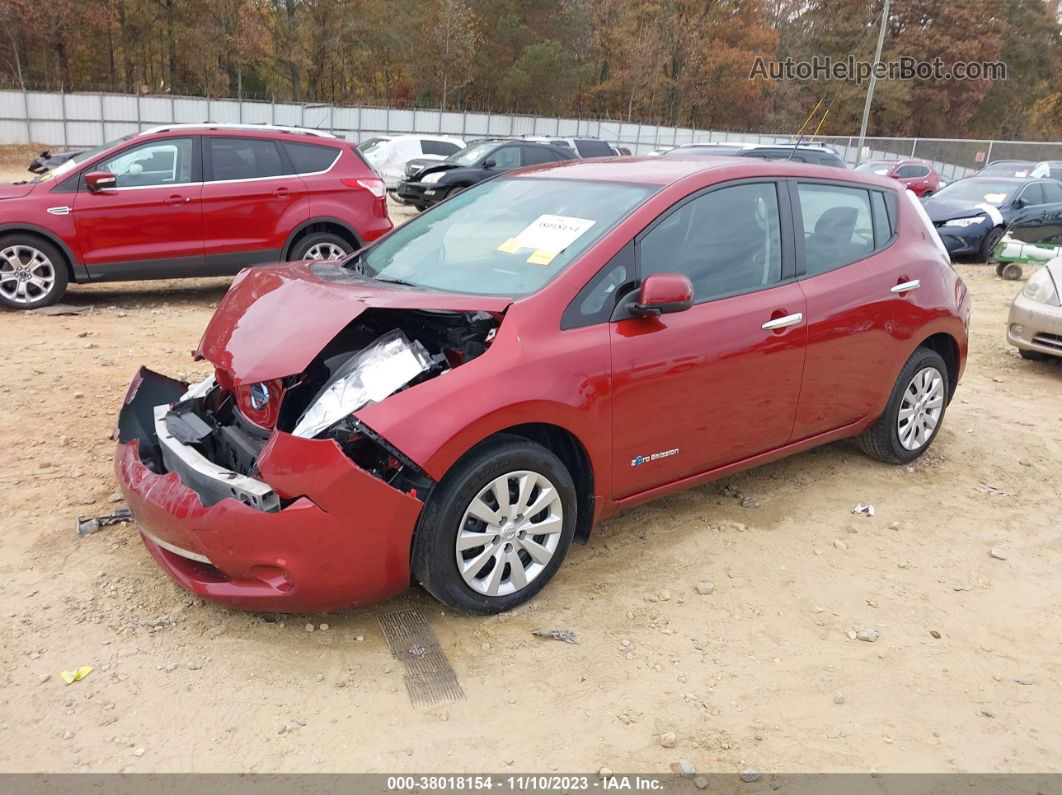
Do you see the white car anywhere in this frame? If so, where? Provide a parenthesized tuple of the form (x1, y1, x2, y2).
(359, 135, 466, 189)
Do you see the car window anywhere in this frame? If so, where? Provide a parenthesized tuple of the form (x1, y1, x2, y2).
(1042, 181, 1062, 203)
(208, 137, 285, 181)
(1018, 182, 1045, 206)
(639, 182, 782, 303)
(574, 139, 615, 157)
(97, 137, 194, 188)
(797, 183, 875, 274)
(909, 165, 930, 178)
(489, 146, 522, 169)
(855, 162, 893, 176)
(282, 141, 340, 174)
(522, 145, 560, 166)
(421, 140, 460, 157)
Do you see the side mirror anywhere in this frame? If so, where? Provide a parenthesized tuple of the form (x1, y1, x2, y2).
(483, 158, 496, 169)
(632, 272, 694, 316)
(85, 171, 117, 192)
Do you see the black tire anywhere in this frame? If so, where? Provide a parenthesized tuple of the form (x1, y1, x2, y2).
(995, 262, 1006, 277)
(922, 190, 934, 198)
(413, 203, 428, 212)
(0, 233, 69, 310)
(1018, 348, 1049, 361)
(412, 434, 578, 614)
(979, 225, 1004, 263)
(858, 347, 950, 464)
(287, 232, 353, 262)
(1001, 263, 1023, 281)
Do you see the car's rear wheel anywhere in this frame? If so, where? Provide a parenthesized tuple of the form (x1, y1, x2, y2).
(858, 347, 949, 464)
(412, 434, 577, 614)
(289, 232, 352, 262)
(0, 235, 68, 310)
(979, 225, 1004, 262)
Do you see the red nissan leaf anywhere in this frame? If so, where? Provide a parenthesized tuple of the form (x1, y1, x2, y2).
(116, 157, 970, 614)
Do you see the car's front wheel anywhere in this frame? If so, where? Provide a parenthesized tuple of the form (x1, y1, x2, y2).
(0, 235, 68, 310)
(859, 347, 949, 464)
(412, 435, 577, 614)
(979, 225, 1004, 262)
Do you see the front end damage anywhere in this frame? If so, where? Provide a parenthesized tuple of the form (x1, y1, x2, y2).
(114, 271, 504, 612)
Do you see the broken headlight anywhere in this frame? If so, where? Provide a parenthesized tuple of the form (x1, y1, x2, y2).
(292, 329, 433, 439)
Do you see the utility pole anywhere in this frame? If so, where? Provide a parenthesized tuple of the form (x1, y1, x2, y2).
(855, 0, 890, 166)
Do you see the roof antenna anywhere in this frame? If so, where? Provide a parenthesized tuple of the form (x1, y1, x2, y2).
(788, 95, 824, 161)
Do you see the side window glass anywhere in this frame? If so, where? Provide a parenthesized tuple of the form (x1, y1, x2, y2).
(895, 165, 913, 178)
(1042, 181, 1062, 203)
(562, 242, 636, 329)
(490, 147, 522, 169)
(98, 138, 194, 187)
(797, 183, 875, 274)
(522, 146, 557, 166)
(870, 191, 893, 247)
(421, 140, 460, 157)
(282, 141, 339, 173)
(640, 182, 782, 303)
(208, 137, 285, 181)
(1020, 183, 1045, 206)
(912, 166, 930, 178)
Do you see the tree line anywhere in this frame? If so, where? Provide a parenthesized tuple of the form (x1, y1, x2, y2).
(1, 0, 1059, 140)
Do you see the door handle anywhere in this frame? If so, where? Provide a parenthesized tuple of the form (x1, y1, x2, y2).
(761, 312, 803, 330)
(165, 194, 189, 205)
(273, 187, 290, 199)
(891, 279, 921, 294)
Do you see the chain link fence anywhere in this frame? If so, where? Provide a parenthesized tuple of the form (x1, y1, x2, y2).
(1, 88, 1059, 180)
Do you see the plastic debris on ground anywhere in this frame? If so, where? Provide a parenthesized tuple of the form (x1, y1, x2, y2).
(75, 507, 132, 536)
(532, 629, 579, 644)
(59, 666, 93, 684)
(852, 503, 875, 517)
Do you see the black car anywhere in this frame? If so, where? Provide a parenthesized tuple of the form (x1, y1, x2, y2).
(976, 160, 1035, 178)
(923, 176, 1062, 260)
(396, 139, 574, 211)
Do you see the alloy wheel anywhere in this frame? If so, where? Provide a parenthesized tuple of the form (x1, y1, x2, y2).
(455, 470, 564, 597)
(304, 242, 348, 260)
(897, 366, 945, 451)
(0, 244, 56, 305)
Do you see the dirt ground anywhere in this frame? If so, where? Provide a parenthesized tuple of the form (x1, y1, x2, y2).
(1, 148, 1061, 775)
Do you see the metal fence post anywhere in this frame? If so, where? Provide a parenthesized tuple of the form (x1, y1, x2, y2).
(986, 140, 994, 165)
(60, 87, 68, 147)
(22, 87, 31, 144)
(206, 94, 212, 123)
(99, 91, 105, 144)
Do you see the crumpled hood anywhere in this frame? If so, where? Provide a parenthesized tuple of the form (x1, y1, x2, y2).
(0, 182, 35, 200)
(196, 261, 511, 385)
(923, 197, 997, 223)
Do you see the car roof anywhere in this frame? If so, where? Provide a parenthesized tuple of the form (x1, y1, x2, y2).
(141, 123, 338, 140)
(511, 155, 886, 188)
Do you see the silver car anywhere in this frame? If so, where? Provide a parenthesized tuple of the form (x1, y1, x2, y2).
(1007, 258, 1062, 360)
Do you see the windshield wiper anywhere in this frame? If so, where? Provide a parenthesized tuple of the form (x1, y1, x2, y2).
(372, 275, 422, 288)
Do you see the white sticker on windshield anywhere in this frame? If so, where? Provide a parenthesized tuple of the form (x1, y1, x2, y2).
(508, 214, 596, 256)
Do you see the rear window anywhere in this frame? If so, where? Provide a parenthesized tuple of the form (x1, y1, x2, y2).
(573, 139, 615, 158)
(283, 141, 340, 174)
(421, 140, 461, 157)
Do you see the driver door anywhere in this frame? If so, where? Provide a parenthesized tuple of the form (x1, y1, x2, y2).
(73, 136, 204, 275)
(608, 180, 807, 498)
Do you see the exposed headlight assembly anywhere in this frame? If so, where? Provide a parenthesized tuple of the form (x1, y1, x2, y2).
(943, 216, 986, 228)
(1022, 267, 1061, 307)
(292, 330, 433, 439)
(420, 171, 445, 184)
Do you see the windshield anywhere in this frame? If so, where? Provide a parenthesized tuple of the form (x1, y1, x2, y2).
(855, 162, 892, 175)
(933, 178, 1018, 206)
(446, 142, 496, 166)
(353, 177, 653, 297)
(32, 135, 133, 182)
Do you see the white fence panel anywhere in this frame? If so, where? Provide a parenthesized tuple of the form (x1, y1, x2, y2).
(332, 106, 358, 131)
(102, 94, 139, 121)
(27, 92, 63, 120)
(172, 98, 204, 122)
(438, 111, 465, 135)
(0, 119, 26, 144)
(64, 93, 101, 120)
(240, 101, 274, 124)
(104, 121, 139, 141)
(67, 121, 103, 146)
(464, 113, 490, 135)
(138, 97, 173, 123)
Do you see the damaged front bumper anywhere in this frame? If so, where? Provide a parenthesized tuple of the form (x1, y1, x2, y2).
(114, 367, 425, 612)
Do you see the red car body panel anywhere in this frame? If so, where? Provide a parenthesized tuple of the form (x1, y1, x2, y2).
(115, 156, 970, 612)
(0, 127, 392, 284)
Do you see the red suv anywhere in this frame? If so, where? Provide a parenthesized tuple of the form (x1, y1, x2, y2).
(0, 124, 390, 310)
(855, 158, 942, 197)
(116, 157, 970, 614)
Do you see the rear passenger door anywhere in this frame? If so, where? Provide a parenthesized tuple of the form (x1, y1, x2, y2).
(200, 136, 309, 271)
(789, 180, 912, 439)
